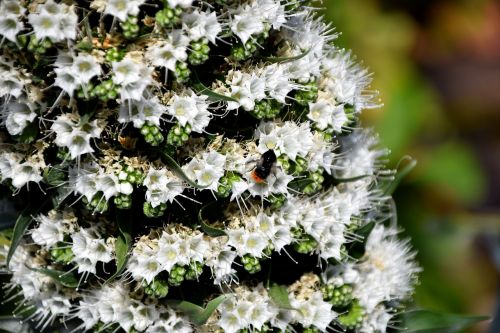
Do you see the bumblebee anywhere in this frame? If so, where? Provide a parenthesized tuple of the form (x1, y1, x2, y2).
(250, 150, 277, 183)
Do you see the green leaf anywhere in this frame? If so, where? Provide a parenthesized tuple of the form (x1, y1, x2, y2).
(27, 267, 78, 288)
(167, 295, 229, 326)
(43, 166, 66, 187)
(17, 123, 38, 144)
(262, 49, 311, 64)
(403, 309, 489, 333)
(105, 211, 133, 284)
(288, 178, 315, 193)
(335, 174, 372, 183)
(192, 82, 238, 103)
(382, 157, 417, 195)
(6, 200, 48, 268)
(156, 150, 209, 189)
(268, 284, 294, 310)
(198, 203, 226, 237)
(356, 222, 375, 239)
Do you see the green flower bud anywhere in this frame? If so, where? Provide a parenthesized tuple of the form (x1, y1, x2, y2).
(143, 201, 167, 218)
(143, 278, 169, 299)
(50, 244, 74, 264)
(241, 254, 261, 274)
(168, 264, 186, 286)
(185, 261, 204, 281)
(295, 82, 318, 106)
(83, 192, 109, 213)
(293, 233, 318, 254)
(141, 122, 165, 146)
(188, 39, 210, 65)
(114, 193, 132, 209)
(252, 99, 282, 119)
(174, 61, 191, 83)
(166, 123, 191, 147)
(337, 300, 364, 330)
(321, 284, 353, 308)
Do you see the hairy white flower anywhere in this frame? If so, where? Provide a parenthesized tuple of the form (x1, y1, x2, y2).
(182, 10, 221, 44)
(104, 0, 145, 22)
(146, 31, 189, 71)
(51, 113, 104, 159)
(1, 100, 37, 136)
(119, 96, 166, 128)
(28, 0, 78, 42)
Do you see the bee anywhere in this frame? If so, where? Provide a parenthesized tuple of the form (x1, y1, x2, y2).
(250, 150, 277, 183)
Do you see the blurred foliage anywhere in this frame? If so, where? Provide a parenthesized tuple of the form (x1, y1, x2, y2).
(324, 0, 497, 332)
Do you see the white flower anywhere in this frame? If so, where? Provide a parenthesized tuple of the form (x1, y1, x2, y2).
(51, 114, 103, 159)
(352, 225, 421, 312)
(104, 0, 145, 22)
(146, 31, 189, 72)
(230, 6, 265, 45)
(143, 168, 185, 207)
(182, 10, 221, 44)
(167, 90, 211, 132)
(2, 100, 37, 136)
(255, 121, 314, 161)
(119, 96, 166, 128)
(166, 0, 193, 9)
(183, 150, 225, 191)
(31, 211, 69, 248)
(71, 227, 114, 274)
(334, 130, 388, 178)
(28, 1, 78, 42)
(289, 291, 337, 331)
(71, 53, 102, 84)
(0, 14, 24, 42)
(112, 57, 153, 101)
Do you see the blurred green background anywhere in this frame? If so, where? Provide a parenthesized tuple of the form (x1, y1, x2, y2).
(323, 0, 500, 332)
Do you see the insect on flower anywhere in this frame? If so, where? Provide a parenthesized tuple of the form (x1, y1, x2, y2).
(250, 149, 277, 183)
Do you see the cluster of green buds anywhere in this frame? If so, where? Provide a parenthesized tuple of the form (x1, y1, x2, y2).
(230, 29, 269, 61)
(292, 227, 318, 254)
(174, 61, 191, 83)
(302, 170, 325, 195)
(105, 47, 125, 62)
(155, 5, 182, 28)
(252, 99, 282, 119)
(141, 122, 165, 146)
(118, 165, 144, 185)
(321, 284, 354, 309)
(185, 261, 204, 281)
(241, 254, 261, 274)
(302, 327, 320, 333)
(143, 278, 169, 299)
(188, 39, 210, 65)
(120, 16, 140, 39)
(143, 202, 167, 218)
(50, 243, 74, 264)
(114, 193, 132, 209)
(239, 324, 272, 333)
(168, 264, 186, 286)
(27, 36, 52, 55)
(166, 123, 191, 147)
(268, 193, 287, 210)
(294, 80, 319, 106)
(88, 79, 120, 102)
(217, 172, 242, 198)
(83, 191, 109, 213)
(337, 300, 365, 330)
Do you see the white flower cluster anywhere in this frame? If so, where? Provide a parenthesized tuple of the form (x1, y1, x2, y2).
(0, 1, 420, 332)
(323, 224, 421, 332)
(28, 0, 78, 42)
(75, 283, 192, 333)
(0, 151, 44, 189)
